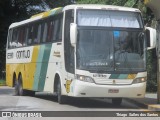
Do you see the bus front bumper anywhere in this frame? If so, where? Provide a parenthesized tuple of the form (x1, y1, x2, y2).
(71, 80, 146, 98)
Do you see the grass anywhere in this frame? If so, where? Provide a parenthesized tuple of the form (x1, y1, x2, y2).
(0, 79, 6, 86)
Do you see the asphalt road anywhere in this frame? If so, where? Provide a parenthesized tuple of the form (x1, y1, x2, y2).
(0, 86, 159, 120)
(0, 86, 145, 111)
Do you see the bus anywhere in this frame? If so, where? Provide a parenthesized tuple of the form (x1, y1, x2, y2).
(6, 4, 153, 105)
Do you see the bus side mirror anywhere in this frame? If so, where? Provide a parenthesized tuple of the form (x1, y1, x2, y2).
(145, 27, 156, 50)
(70, 23, 77, 47)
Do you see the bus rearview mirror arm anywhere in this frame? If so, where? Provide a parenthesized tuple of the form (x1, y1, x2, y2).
(70, 23, 77, 47)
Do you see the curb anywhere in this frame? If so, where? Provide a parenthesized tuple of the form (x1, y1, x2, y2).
(148, 105, 160, 111)
(125, 98, 160, 111)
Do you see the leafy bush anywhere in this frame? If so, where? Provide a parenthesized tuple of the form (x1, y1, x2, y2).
(147, 49, 157, 92)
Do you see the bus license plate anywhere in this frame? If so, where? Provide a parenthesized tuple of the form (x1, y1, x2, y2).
(108, 89, 119, 93)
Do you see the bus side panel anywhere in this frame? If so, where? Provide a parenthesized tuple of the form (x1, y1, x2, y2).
(6, 46, 40, 90)
(6, 64, 15, 87)
(32, 44, 52, 91)
(43, 43, 67, 94)
(6, 63, 24, 87)
(23, 46, 40, 90)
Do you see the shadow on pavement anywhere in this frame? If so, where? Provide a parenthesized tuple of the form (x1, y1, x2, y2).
(35, 93, 146, 110)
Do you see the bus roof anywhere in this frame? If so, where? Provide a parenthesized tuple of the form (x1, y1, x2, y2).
(9, 4, 140, 29)
(9, 7, 63, 29)
(63, 4, 140, 12)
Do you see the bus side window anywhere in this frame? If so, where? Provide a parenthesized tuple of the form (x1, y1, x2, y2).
(17, 27, 24, 47)
(52, 13, 63, 42)
(58, 16, 63, 41)
(40, 23, 45, 43)
(53, 18, 59, 41)
(8, 29, 13, 49)
(157, 23, 160, 57)
(46, 20, 52, 42)
(37, 24, 41, 44)
(27, 24, 39, 45)
(27, 25, 34, 45)
(11, 28, 19, 48)
(24, 26, 29, 46)
(51, 20, 55, 42)
(33, 24, 39, 44)
(42, 22, 48, 43)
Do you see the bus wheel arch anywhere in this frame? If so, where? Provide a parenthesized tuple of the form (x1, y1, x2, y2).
(54, 73, 60, 94)
(18, 72, 23, 88)
(14, 72, 25, 96)
(13, 72, 19, 95)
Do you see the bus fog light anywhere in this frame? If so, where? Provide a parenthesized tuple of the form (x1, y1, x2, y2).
(76, 75, 95, 83)
(132, 77, 147, 84)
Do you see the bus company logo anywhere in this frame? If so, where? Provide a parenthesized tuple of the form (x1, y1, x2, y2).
(7, 52, 14, 59)
(2, 112, 11, 117)
(16, 50, 30, 59)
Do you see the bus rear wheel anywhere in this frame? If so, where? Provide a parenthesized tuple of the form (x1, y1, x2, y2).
(15, 75, 25, 96)
(15, 80, 19, 95)
(112, 98, 122, 106)
(15, 75, 35, 96)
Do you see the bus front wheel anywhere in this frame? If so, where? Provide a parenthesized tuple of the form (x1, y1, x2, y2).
(57, 80, 66, 104)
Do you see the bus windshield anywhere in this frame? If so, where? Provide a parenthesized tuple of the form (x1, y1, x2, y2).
(76, 10, 145, 73)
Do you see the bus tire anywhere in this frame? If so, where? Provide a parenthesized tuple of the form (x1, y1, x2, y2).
(17, 75, 25, 96)
(112, 98, 122, 106)
(27, 91, 35, 96)
(24, 90, 35, 96)
(16, 75, 35, 96)
(57, 80, 66, 104)
(14, 80, 19, 96)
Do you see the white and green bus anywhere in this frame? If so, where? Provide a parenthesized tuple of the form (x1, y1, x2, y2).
(6, 4, 153, 105)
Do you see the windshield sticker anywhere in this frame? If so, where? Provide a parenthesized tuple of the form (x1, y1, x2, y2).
(113, 31, 120, 38)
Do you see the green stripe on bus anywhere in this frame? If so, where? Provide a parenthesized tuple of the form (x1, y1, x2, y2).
(33, 45, 45, 90)
(118, 74, 128, 79)
(109, 74, 131, 79)
(38, 44, 52, 91)
(49, 7, 63, 16)
(109, 74, 120, 79)
(33, 44, 52, 91)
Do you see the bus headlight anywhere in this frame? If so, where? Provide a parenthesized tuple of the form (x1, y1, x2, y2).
(132, 77, 147, 84)
(76, 75, 95, 83)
